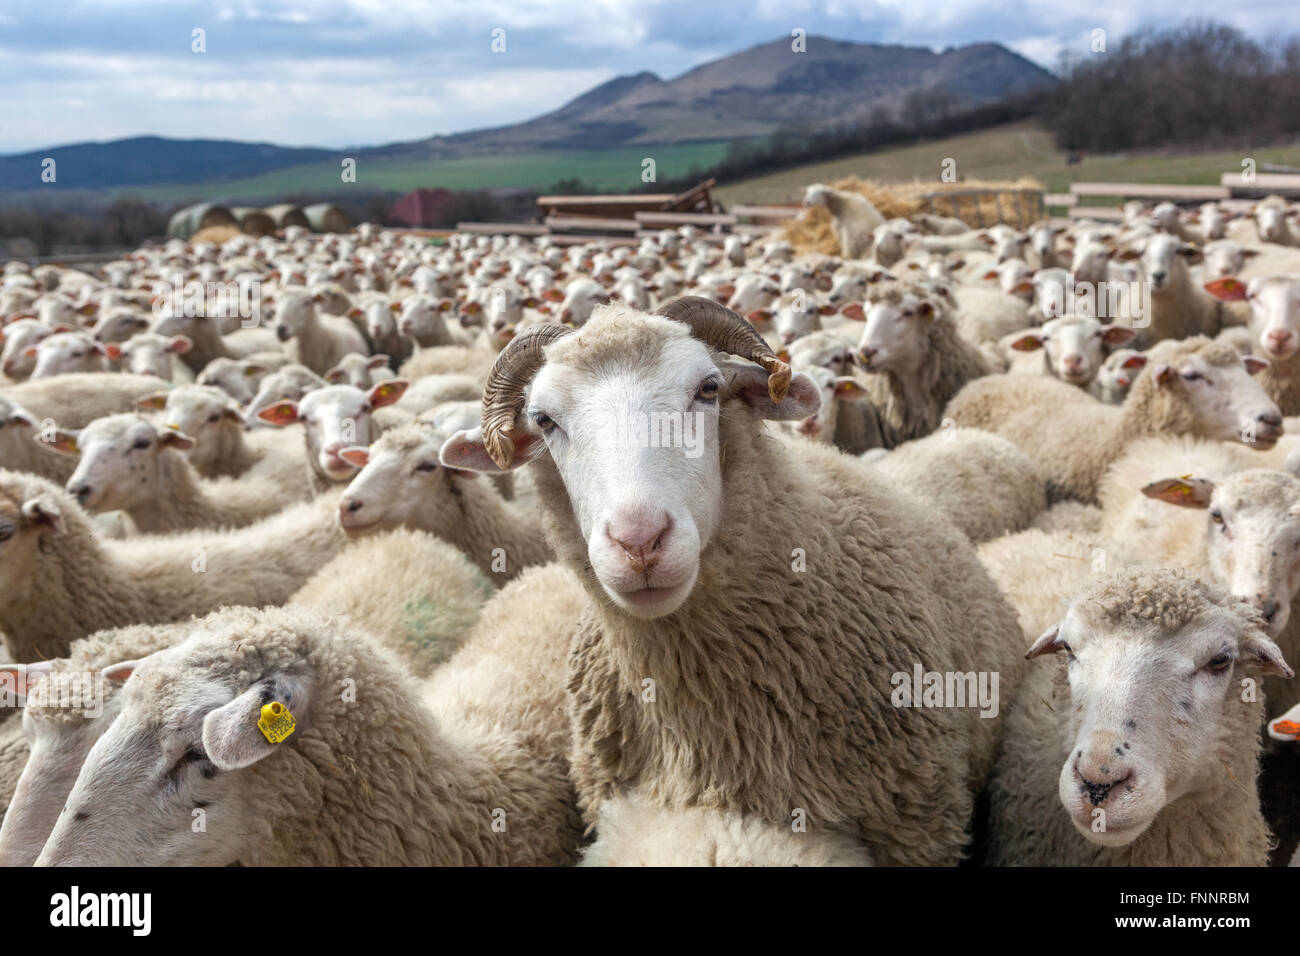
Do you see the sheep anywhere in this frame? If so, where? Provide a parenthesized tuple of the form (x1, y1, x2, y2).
(397, 294, 463, 349)
(1207, 275, 1300, 414)
(397, 344, 496, 383)
(1254, 195, 1300, 247)
(115, 332, 195, 383)
(349, 297, 413, 367)
(1, 371, 171, 432)
(985, 568, 1285, 866)
(775, 364, 877, 449)
(50, 414, 290, 533)
(271, 290, 369, 376)
(1006, 315, 1136, 389)
(0, 319, 54, 380)
(26, 332, 116, 379)
(195, 353, 289, 404)
(336, 418, 552, 581)
(864, 427, 1047, 544)
(1202, 240, 1260, 280)
(854, 283, 994, 446)
(1027, 222, 1067, 269)
(0, 470, 345, 662)
(557, 278, 612, 327)
(290, 527, 494, 675)
(151, 312, 279, 373)
(439, 298, 1028, 866)
(1089, 347, 1147, 404)
(801, 183, 885, 259)
(242, 363, 326, 428)
(1121, 233, 1227, 348)
(946, 337, 1282, 502)
(36, 568, 586, 865)
(952, 285, 1041, 348)
(134, 384, 303, 487)
(89, 308, 150, 344)
(324, 352, 395, 389)
(256, 379, 408, 490)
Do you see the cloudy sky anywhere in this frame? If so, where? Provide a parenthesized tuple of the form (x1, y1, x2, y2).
(1, 0, 1295, 154)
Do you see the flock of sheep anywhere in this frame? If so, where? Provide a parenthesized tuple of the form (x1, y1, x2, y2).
(1, 181, 1300, 866)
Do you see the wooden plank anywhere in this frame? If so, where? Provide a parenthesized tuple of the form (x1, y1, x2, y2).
(730, 204, 802, 219)
(545, 215, 641, 233)
(537, 193, 675, 206)
(634, 211, 737, 227)
(1044, 193, 1077, 206)
(543, 234, 640, 247)
(454, 221, 549, 236)
(1069, 182, 1230, 200)
(1220, 171, 1300, 189)
(1068, 205, 1126, 220)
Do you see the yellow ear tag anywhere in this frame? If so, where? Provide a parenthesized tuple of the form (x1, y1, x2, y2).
(257, 701, 296, 744)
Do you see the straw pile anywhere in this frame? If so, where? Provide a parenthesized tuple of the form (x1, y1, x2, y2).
(191, 224, 243, 245)
(781, 175, 1045, 255)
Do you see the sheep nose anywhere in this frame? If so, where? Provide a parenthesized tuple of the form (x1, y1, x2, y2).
(857, 347, 877, 365)
(341, 497, 363, 515)
(1257, 410, 1283, 428)
(1074, 756, 1133, 807)
(1063, 354, 1083, 370)
(607, 514, 671, 574)
(1267, 330, 1294, 349)
(1260, 598, 1281, 622)
(1151, 271, 1167, 284)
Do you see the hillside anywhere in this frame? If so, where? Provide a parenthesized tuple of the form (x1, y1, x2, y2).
(713, 120, 1300, 204)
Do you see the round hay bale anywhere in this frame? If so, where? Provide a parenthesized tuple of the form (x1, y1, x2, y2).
(191, 224, 243, 245)
(167, 203, 238, 240)
(263, 204, 311, 230)
(303, 203, 350, 234)
(233, 207, 277, 237)
(781, 175, 1044, 256)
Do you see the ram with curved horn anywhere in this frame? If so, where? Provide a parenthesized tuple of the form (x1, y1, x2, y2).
(440, 296, 1027, 867)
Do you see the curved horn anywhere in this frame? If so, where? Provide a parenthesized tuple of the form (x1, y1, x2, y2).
(656, 296, 791, 402)
(480, 323, 573, 469)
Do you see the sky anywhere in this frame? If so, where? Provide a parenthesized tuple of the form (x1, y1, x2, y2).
(0, 0, 1296, 154)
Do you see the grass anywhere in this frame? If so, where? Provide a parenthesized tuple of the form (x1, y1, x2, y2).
(106, 141, 734, 203)
(713, 121, 1300, 205)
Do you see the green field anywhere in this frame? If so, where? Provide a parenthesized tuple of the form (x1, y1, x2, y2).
(115, 141, 734, 203)
(714, 121, 1300, 204)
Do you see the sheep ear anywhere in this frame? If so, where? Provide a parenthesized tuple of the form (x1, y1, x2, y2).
(0, 661, 54, 702)
(1009, 333, 1044, 352)
(367, 379, 407, 409)
(833, 377, 869, 401)
(440, 425, 546, 474)
(1025, 624, 1066, 659)
(324, 368, 345, 383)
(160, 430, 195, 451)
(39, 428, 81, 457)
(1141, 477, 1214, 508)
(1121, 354, 1147, 371)
(135, 391, 169, 411)
(728, 365, 821, 422)
(1241, 631, 1293, 678)
(101, 660, 141, 684)
(1153, 363, 1176, 387)
(840, 302, 865, 320)
(169, 336, 192, 354)
(339, 445, 370, 467)
(21, 496, 64, 535)
(202, 674, 313, 772)
(257, 401, 300, 427)
(366, 355, 390, 370)
(1204, 277, 1248, 301)
(1101, 327, 1135, 347)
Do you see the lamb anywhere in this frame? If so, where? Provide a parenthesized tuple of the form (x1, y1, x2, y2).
(36, 568, 586, 865)
(864, 427, 1047, 544)
(985, 568, 1285, 866)
(336, 418, 553, 581)
(946, 337, 1282, 502)
(855, 283, 994, 446)
(1007, 315, 1136, 389)
(1121, 233, 1227, 348)
(439, 298, 1028, 866)
(256, 379, 408, 489)
(1089, 347, 1147, 404)
(135, 384, 304, 487)
(51, 414, 289, 533)
(801, 183, 885, 259)
(0, 470, 345, 662)
(271, 290, 369, 376)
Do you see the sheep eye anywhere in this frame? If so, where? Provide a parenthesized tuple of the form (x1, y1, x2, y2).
(1206, 653, 1233, 673)
(207, 414, 219, 423)
(132, 439, 151, 450)
(171, 744, 209, 776)
(1210, 510, 1224, 525)
(1182, 371, 1203, 382)
(695, 379, 720, 403)
(531, 411, 555, 432)
(415, 462, 437, 473)
(1059, 641, 1075, 661)
(0, 526, 12, 542)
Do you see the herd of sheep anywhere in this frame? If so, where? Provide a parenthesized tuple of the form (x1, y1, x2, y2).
(1, 183, 1300, 866)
